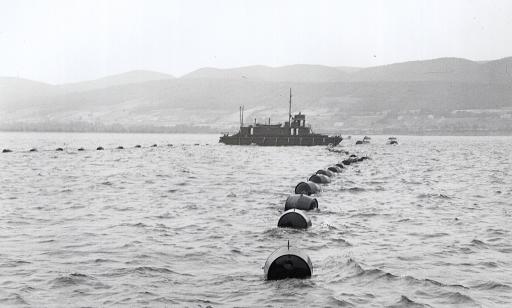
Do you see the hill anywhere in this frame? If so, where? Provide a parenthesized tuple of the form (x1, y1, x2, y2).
(60, 70, 175, 93)
(183, 64, 348, 83)
(1, 57, 512, 134)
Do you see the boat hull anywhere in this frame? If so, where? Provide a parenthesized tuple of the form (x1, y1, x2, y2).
(219, 135, 342, 146)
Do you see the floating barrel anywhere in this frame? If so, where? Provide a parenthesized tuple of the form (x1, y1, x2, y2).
(167, 144, 173, 147)
(355, 140, 363, 145)
(328, 166, 343, 173)
(316, 169, 334, 177)
(277, 209, 311, 229)
(342, 158, 359, 165)
(308, 174, 330, 184)
(358, 157, 365, 162)
(151, 144, 157, 147)
(96, 146, 104, 151)
(56, 147, 63, 151)
(2, 149, 12, 153)
(350, 154, 357, 158)
(116, 146, 124, 149)
(294, 181, 321, 195)
(29, 148, 37, 152)
(264, 245, 313, 280)
(134, 145, 142, 148)
(285, 195, 318, 211)
(78, 147, 85, 151)
(335, 163, 345, 169)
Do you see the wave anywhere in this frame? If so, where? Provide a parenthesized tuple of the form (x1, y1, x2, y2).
(50, 272, 109, 289)
(329, 258, 468, 291)
(470, 239, 488, 247)
(386, 295, 432, 308)
(439, 291, 476, 304)
(2, 259, 31, 267)
(262, 227, 305, 238)
(471, 281, 512, 290)
(417, 193, 451, 199)
(350, 212, 379, 218)
(0, 293, 28, 305)
(338, 186, 367, 193)
(109, 266, 193, 278)
(133, 266, 179, 275)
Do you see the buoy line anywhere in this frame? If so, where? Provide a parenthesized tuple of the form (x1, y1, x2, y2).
(0, 143, 187, 154)
(265, 148, 371, 280)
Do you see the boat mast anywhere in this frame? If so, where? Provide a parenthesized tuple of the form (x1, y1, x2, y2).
(288, 88, 292, 126)
(239, 105, 244, 128)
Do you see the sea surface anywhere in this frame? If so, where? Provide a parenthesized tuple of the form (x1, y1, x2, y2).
(0, 132, 511, 307)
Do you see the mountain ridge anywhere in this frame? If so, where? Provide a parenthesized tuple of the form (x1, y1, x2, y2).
(1, 56, 511, 134)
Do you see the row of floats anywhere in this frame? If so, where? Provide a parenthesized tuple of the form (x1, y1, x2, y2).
(264, 153, 370, 280)
(0, 144, 204, 153)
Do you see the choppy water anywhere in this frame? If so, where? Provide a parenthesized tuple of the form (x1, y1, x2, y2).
(1, 132, 511, 307)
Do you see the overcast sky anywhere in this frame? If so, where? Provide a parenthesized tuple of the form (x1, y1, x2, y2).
(1, 0, 511, 84)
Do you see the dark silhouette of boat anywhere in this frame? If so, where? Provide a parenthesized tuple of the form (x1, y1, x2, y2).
(355, 136, 371, 145)
(387, 137, 398, 145)
(219, 89, 342, 146)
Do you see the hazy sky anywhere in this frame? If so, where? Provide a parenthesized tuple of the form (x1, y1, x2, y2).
(1, 0, 511, 84)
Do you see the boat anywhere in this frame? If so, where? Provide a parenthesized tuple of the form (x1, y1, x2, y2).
(355, 136, 371, 145)
(387, 137, 398, 145)
(219, 89, 342, 146)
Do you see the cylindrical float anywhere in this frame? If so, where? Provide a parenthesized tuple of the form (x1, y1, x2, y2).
(285, 195, 318, 211)
(328, 166, 343, 173)
(264, 245, 313, 280)
(335, 163, 345, 169)
(134, 145, 142, 148)
(294, 181, 321, 195)
(2, 149, 12, 153)
(308, 174, 331, 184)
(117, 146, 124, 150)
(56, 147, 63, 151)
(96, 146, 104, 151)
(78, 147, 85, 151)
(342, 158, 359, 165)
(316, 169, 334, 177)
(151, 144, 158, 147)
(29, 148, 37, 152)
(277, 209, 312, 229)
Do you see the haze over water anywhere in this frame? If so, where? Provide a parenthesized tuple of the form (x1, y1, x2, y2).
(0, 132, 511, 307)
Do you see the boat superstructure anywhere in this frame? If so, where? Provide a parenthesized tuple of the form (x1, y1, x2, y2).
(219, 89, 342, 146)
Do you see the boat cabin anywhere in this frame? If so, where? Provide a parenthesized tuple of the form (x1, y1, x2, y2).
(239, 112, 312, 137)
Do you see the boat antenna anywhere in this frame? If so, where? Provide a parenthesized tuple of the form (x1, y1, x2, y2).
(288, 88, 292, 126)
(239, 105, 244, 128)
